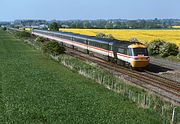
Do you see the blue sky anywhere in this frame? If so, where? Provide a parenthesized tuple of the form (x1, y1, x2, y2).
(0, 0, 180, 21)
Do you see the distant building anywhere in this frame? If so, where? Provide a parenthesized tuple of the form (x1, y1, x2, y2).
(61, 25, 69, 28)
(39, 24, 48, 29)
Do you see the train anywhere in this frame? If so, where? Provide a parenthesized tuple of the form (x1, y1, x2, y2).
(32, 29, 150, 68)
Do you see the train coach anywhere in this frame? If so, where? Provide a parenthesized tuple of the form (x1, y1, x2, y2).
(32, 29, 149, 68)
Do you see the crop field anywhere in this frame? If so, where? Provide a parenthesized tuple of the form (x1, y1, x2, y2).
(60, 29, 180, 47)
(0, 30, 164, 123)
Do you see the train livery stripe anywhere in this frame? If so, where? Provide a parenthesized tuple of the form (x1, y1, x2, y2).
(33, 32, 147, 60)
(33, 32, 110, 56)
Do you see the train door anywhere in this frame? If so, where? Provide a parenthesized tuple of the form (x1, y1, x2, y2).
(112, 46, 118, 63)
(86, 40, 89, 54)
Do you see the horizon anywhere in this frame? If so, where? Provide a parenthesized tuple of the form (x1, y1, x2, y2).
(1, 18, 180, 22)
(0, 0, 180, 21)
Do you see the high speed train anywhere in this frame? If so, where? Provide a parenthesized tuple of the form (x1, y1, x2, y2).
(32, 29, 149, 68)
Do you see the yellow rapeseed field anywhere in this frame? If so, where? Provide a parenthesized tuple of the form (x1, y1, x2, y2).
(60, 29, 180, 47)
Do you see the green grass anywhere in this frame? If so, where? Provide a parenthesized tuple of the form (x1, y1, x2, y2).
(0, 30, 162, 124)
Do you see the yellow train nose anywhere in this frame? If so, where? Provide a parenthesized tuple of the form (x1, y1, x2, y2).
(131, 58, 150, 68)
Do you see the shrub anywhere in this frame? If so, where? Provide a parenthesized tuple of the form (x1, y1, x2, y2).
(35, 37, 45, 43)
(129, 37, 139, 42)
(96, 32, 114, 40)
(147, 39, 165, 55)
(96, 33, 106, 39)
(2, 27, 7, 31)
(105, 34, 114, 40)
(43, 40, 65, 56)
(159, 42, 179, 57)
(177, 52, 180, 59)
(15, 31, 31, 38)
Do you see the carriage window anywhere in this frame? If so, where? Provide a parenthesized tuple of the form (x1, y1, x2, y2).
(109, 45, 112, 51)
(118, 48, 128, 55)
(118, 48, 125, 54)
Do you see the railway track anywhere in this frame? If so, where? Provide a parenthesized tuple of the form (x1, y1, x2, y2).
(66, 49, 180, 105)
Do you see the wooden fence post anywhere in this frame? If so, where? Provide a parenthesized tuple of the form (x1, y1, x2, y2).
(171, 107, 177, 124)
(144, 95, 147, 106)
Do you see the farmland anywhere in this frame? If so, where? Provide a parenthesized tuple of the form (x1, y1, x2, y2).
(60, 29, 180, 47)
(0, 30, 163, 123)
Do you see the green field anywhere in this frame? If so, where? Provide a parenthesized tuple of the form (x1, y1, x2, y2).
(0, 30, 162, 123)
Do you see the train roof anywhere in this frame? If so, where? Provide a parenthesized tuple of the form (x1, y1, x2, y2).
(33, 29, 144, 47)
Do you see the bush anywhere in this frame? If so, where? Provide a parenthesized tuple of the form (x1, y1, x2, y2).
(96, 33, 106, 39)
(177, 52, 180, 59)
(105, 34, 114, 40)
(159, 42, 179, 57)
(43, 40, 65, 56)
(15, 31, 31, 38)
(147, 39, 179, 57)
(129, 37, 139, 42)
(96, 32, 114, 40)
(35, 37, 45, 43)
(2, 27, 7, 31)
(147, 39, 165, 55)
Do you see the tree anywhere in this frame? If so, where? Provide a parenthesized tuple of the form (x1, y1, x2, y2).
(83, 21, 91, 28)
(49, 22, 61, 31)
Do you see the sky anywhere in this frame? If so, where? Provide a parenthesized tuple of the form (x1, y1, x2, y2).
(0, 0, 180, 21)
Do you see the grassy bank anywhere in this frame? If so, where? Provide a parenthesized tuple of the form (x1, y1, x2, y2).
(0, 30, 163, 123)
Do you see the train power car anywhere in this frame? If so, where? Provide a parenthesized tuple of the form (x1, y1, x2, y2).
(32, 29, 149, 68)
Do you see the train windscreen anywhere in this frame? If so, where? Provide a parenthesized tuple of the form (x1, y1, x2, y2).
(131, 48, 148, 56)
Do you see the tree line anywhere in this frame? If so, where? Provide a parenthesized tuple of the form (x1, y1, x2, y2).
(59, 19, 180, 29)
(3, 19, 180, 29)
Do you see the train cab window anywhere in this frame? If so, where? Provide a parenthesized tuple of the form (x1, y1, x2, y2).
(131, 48, 148, 56)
